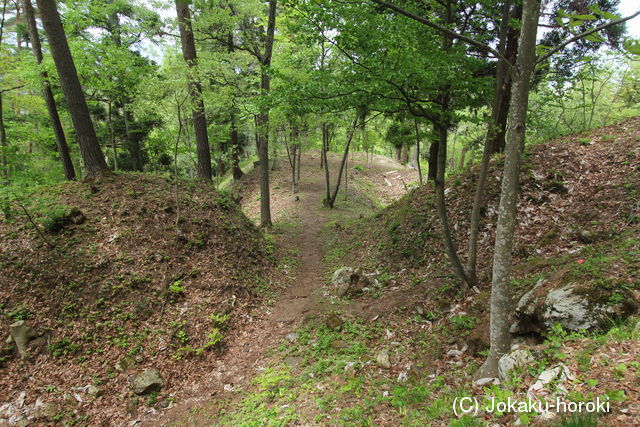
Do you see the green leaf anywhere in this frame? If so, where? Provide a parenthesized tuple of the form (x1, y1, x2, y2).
(573, 14, 597, 20)
(623, 39, 640, 55)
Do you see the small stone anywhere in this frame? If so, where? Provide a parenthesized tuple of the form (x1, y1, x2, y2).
(326, 313, 343, 330)
(498, 349, 534, 381)
(131, 369, 163, 395)
(447, 349, 463, 358)
(538, 411, 557, 422)
(376, 350, 392, 369)
(285, 333, 299, 343)
(9, 321, 37, 360)
(344, 362, 357, 375)
(330, 340, 348, 350)
(474, 377, 498, 386)
(86, 385, 102, 397)
(283, 356, 304, 371)
(34, 400, 59, 420)
(63, 393, 79, 407)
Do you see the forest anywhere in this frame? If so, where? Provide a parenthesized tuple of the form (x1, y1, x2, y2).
(0, 0, 639, 425)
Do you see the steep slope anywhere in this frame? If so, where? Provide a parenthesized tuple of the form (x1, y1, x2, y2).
(0, 173, 272, 424)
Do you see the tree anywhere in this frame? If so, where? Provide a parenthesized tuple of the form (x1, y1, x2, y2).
(36, 0, 108, 177)
(175, 0, 212, 182)
(476, 0, 541, 378)
(0, 0, 8, 185)
(256, 0, 277, 227)
(22, 0, 75, 180)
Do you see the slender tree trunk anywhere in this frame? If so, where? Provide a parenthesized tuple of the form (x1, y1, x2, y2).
(297, 130, 303, 181)
(122, 107, 143, 171)
(175, 0, 212, 182)
(37, 0, 108, 177)
(230, 112, 243, 180)
(427, 138, 438, 181)
(413, 119, 423, 185)
(23, 0, 75, 180)
(466, 0, 513, 286)
(108, 102, 117, 170)
(491, 4, 522, 154)
(256, 0, 277, 228)
(326, 116, 358, 208)
(477, 0, 540, 379)
(434, 121, 470, 287)
(322, 123, 331, 203)
(0, 94, 7, 185)
(400, 144, 408, 165)
(0, 0, 6, 185)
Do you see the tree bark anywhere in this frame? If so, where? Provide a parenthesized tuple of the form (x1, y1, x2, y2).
(466, 0, 513, 287)
(326, 116, 358, 209)
(413, 119, 423, 185)
(230, 112, 243, 180)
(434, 121, 470, 287)
(0, 0, 5, 185)
(23, 0, 75, 180)
(322, 123, 331, 203)
(491, 4, 522, 154)
(427, 138, 438, 181)
(477, 0, 540, 379)
(175, 0, 212, 182)
(37, 0, 108, 178)
(256, 0, 277, 227)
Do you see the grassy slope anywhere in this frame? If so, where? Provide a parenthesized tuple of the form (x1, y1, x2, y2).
(0, 173, 273, 424)
(207, 117, 639, 426)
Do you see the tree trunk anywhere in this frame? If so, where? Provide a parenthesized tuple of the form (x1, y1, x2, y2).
(230, 112, 243, 181)
(491, 4, 522, 154)
(23, 0, 75, 180)
(175, 0, 212, 182)
(326, 116, 358, 209)
(477, 0, 540, 379)
(256, 0, 277, 228)
(322, 123, 331, 203)
(413, 119, 423, 185)
(37, 0, 108, 178)
(466, 0, 513, 287)
(108, 102, 117, 171)
(434, 122, 470, 287)
(427, 139, 438, 181)
(0, 94, 7, 185)
(123, 107, 143, 171)
(400, 144, 408, 165)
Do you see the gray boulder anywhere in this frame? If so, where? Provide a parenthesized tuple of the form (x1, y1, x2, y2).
(331, 267, 368, 297)
(510, 274, 637, 335)
(131, 369, 163, 395)
(498, 349, 534, 381)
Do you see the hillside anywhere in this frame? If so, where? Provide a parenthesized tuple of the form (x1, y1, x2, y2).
(0, 174, 273, 425)
(161, 118, 640, 426)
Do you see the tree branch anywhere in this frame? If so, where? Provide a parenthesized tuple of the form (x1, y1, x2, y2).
(536, 9, 640, 65)
(367, 0, 511, 65)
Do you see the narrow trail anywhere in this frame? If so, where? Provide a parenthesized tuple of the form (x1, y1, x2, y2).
(144, 153, 416, 425)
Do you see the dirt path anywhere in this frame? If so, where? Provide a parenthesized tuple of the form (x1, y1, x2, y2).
(143, 152, 416, 425)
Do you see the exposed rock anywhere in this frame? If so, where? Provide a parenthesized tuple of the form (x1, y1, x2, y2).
(332, 267, 369, 297)
(510, 274, 637, 335)
(116, 355, 136, 372)
(8, 321, 37, 360)
(86, 385, 102, 397)
(474, 377, 499, 386)
(330, 340, 348, 350)
(285, 333, 299, 343)
(529, 363, 574, 394)
(498, 349, 534, 381)
(326, 313, 343, 330)
(344, 362, 357, 375)
(376, 350, 392, 369)
(131, 369, 163, 395)
(34, 399, 59, 420)
(284, 356, 304, 371)
(576, 229, 599, 243)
